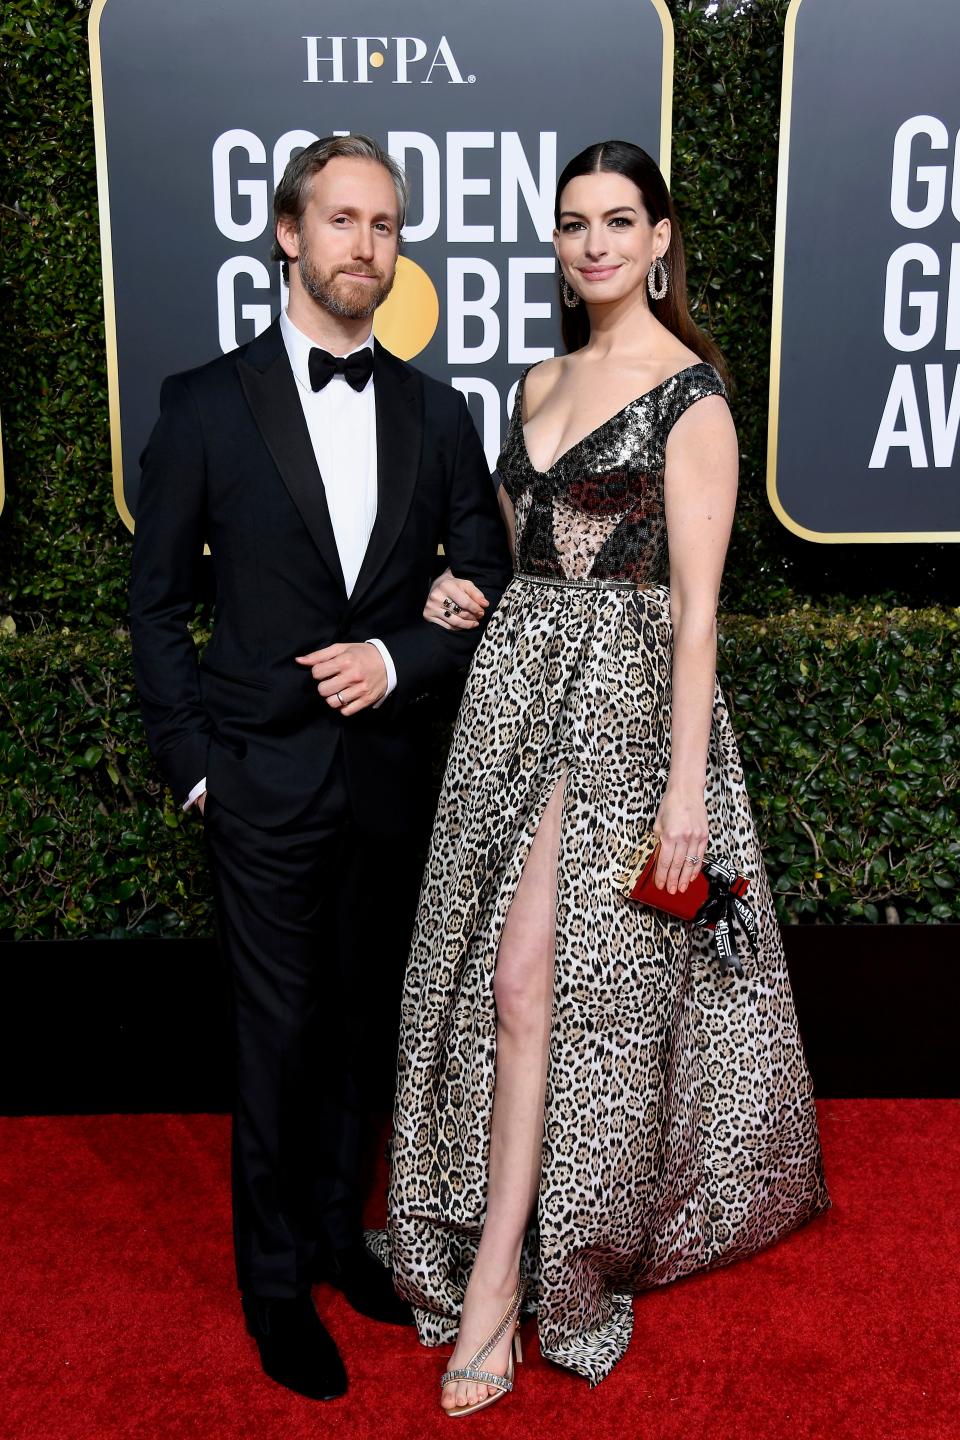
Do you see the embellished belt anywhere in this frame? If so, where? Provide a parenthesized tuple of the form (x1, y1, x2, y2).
(512, 571, 659, 591)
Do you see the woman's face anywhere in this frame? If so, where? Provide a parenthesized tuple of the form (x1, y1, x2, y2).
(554, 170, 670, 307)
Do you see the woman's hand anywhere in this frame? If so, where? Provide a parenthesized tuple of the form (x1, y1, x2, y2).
(424, 568, 489, 630)
(651, 787, 709, 895)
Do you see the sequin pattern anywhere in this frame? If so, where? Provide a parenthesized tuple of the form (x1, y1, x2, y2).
(498, 363, 726, 583)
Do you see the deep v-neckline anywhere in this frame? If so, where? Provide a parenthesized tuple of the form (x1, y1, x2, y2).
(519, 362, 708, 476)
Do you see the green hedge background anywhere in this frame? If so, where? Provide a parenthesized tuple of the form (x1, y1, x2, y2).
(1, 0, 958, 937)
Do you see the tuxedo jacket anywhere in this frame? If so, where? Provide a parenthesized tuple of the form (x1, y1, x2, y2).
(130, 320, 512, 830)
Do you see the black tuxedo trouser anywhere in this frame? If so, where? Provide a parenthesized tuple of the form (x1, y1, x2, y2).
(202, 757, 422, 1298)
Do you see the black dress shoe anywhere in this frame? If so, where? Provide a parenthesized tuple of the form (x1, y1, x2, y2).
(315, 1240, 414, 1326)
(241, 1292, 347, 1400)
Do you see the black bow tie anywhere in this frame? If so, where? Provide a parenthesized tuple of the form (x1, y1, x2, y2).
(308, 346, 374, 393)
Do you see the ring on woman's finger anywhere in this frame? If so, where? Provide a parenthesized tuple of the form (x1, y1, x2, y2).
(685, 855, 701, 865)
(442, 597, 463, 616)
(336, 691, 345, 704)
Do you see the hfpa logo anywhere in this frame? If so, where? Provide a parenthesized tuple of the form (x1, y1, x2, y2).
(302, 35, 475, 85)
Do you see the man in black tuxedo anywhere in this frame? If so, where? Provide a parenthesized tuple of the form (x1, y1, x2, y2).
(130, 135, 511, 1400)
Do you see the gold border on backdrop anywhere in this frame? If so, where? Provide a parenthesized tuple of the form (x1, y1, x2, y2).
(649, 0, 674, 187)
(90, 0, 674, 535)
(88, 0, 132, 533)
(767, 0, 959, 543)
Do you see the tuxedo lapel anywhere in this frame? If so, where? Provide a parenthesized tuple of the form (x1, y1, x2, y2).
(349, 343, 423, 610)
(237, 320, 347, 592)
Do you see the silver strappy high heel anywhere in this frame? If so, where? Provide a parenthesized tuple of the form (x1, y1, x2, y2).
(440, 1275, 526, 1418)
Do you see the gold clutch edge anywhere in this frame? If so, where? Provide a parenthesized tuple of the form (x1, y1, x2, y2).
(615, 832, 660, 898)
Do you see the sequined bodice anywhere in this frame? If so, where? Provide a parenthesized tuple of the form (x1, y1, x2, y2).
(496, 362, 726, 585)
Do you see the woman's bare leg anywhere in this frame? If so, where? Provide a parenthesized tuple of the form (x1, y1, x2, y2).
(441, 776, 563, 1412)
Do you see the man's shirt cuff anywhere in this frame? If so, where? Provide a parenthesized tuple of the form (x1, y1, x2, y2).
(183, 777, 207, 811)
(365, 638, 397, 708)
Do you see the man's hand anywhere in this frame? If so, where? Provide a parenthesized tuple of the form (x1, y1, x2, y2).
(295, 642, 388, 716)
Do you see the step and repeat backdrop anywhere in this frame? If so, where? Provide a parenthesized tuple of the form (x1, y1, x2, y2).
(770, 0, 960, 541)
(88, 0, 673, 527)
(90, 0, 958, 544)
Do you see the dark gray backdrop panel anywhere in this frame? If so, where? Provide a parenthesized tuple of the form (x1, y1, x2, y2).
(773, 0, 960, 538)
(93, 0, 670, 522)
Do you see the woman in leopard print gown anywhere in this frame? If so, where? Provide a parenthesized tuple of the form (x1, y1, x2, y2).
(383, 142, 829, 1405)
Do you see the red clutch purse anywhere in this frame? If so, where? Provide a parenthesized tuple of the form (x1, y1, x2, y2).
(617, 831, 756, 977)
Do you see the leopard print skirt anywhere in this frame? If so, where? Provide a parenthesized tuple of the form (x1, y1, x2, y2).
(381, 575, 830, 1386)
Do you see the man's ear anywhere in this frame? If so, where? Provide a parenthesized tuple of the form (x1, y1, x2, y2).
(275, 217, 299, 264)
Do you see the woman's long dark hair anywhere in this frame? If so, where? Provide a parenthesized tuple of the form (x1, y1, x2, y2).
(556, 140, 729, 387)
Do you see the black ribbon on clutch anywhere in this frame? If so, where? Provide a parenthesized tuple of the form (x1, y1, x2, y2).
(692, 857, 759, 979)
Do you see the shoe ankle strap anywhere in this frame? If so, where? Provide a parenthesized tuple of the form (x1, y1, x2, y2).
(464, 1275, 526, 1372)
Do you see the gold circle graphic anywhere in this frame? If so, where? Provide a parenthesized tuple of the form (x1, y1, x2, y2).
(369, 51, 385, 68)
(373, 255, 440, 360)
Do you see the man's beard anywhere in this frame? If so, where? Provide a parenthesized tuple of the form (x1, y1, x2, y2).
(296, 233, 395, 319)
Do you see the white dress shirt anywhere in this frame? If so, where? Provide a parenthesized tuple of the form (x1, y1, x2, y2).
(281, 310, 378, 596)
(184, 311, 397, 810)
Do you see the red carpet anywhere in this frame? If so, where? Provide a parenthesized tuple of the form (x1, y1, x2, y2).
(1, 1102, 957, 1440)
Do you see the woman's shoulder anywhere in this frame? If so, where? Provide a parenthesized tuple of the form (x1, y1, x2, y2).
(655, 338, 719, 386)
(641, 319, 723, 393)
(518, 354, 569, 418)
(664, 339, 705, 372)
(654, 338, 728, 416)
(663, 362, 733, 453)
(670, 357, 728, 405)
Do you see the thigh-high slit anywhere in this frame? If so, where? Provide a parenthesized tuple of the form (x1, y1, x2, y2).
(384, 577, 829, 1386)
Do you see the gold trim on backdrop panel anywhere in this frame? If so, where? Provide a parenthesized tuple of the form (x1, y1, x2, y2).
(767, 0, 960, 544)
(88, 0, 132, 533)
(650, 0, 674, 186)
